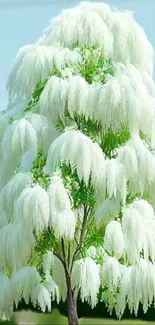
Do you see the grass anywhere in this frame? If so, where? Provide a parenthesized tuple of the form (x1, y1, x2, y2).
(12, 309, 155, 325)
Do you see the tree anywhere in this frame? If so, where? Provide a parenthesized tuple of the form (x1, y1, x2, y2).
(1, 1, 155, 325)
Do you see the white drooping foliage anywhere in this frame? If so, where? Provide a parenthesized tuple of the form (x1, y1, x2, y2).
(43, 133, 128, 208)
(122, 200, 155, 263)
(105, 159, 127, 204)
(104, 221, 124, 259)
(0, 110, 11, 143)
(42, 251, 60, 304)
(0, 274, 14, 320)
(142, 71, 155, 97)
(1, 0, 155, 321)
(38, 64, 155, 140)
(7, 44, 81, 107)
(100, 256, 122, 288)
(11, 266, 41, 306)
(37, 5, 113, 56)
(39, 75, 89, 122)
(0, 172, 33, 221)
(48, 175, 76, 239)
(81, 2, 154, 75)
(31, 283, 51, 312)
(117, 135, 155, 196)
(43, 273, 59, 304)
(44, 130, 106, 182)
(24, 112, 48, 144)
(39, 76, 68, 122)
(25, 112, 60, 154)
(116, 259, 155, 317)
(1, 118, 37, 174)
(71, 257, 100, 308)
(122, 206, 146, 264)
(15, 184, 50, 233)
(95, 198, 120, 228)
(43, 251, 65, 302)
(0, 222, 35, 270)
(82, 71, 155, 137)
(0, 115, 37, 189)
(133, 199, 155, 223)
(37, 1, 154, 75)
(10, 265, 58, 314)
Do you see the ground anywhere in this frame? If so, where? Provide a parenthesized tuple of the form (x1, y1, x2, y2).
(2, 309, 155, 325)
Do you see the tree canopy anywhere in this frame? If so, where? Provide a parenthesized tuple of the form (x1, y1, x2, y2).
(0, 2, 155, 325)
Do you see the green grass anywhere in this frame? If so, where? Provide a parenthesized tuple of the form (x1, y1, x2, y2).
(12, 309, 155, 325)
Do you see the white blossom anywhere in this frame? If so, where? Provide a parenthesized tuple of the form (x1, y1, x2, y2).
(105, 159, 127, 204)
(1, 119, 37, 172)
(71, 257, 100, 308)
(25, 114, 59, 153)
(48, 176, 76, 239)
(25, 112, 60, 153)
(44, 130, 106, 188)
(122, 203, 155, 263)
(95, 198, 120, 228)
(104, 221, 124, 259)
(0, 223, 35, 270)
(39, 76, 68, 122)
(31, 283, 51, 313)
(0, 110, 11, 144)
(100, 256, 122, 288)
(117, 135, 155, 196)
(116, 259, 155, 318)
(38, 2, 153, 74)
(25, 113, 48, 144)
(0, 274, 14, 320)
(7, 44, 81, 107)
(39, 62, 155, 139)
(15, 184, 50, 233)
(39, 75, 89, 123)
(67, 76, 89, 118)
(37, 6, 113, 56)
(110, 11, 153, 75)
(43, 273, 59, 304)
(142, 71, 155, 97)
(133, 199, 155, 222)
(0, 172, 33, 221)
(11, 266, 41, 306)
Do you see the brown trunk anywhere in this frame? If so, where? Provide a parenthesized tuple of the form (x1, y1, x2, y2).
(65, 270, 79, 325)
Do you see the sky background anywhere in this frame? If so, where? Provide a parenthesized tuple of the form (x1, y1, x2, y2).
(0, 0, 155, 109)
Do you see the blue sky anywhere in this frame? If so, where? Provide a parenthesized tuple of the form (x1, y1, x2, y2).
(0, 0, 155, 109)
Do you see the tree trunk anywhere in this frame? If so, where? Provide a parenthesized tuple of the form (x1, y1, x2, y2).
(65, 271, 79, 325)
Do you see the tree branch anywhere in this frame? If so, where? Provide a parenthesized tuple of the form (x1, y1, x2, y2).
(61, 238, 66, 262)
(71, 205, 89, 270)
(67, 243, 71, 270)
